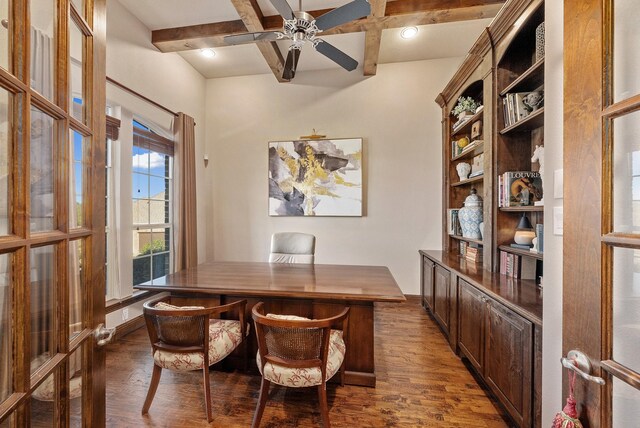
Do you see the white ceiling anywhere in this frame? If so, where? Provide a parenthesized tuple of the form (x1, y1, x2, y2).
(117, 0, 494, 79)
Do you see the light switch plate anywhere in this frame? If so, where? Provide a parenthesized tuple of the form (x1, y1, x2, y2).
(553, 206, 563, 235)
(554, 169, 563, 198)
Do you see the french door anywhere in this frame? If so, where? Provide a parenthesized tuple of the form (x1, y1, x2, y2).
(0, 0, 106, 426)
(564, 0, 640, 426)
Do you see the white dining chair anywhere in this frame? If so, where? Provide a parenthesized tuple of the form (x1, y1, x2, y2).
(269, 232, 316, 264)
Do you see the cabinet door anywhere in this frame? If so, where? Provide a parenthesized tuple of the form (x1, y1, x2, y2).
(421, 257, 435, 311)
(484, 299, 533, 428)
(433, 265, 450, 333)
(458, 280, 485, 372)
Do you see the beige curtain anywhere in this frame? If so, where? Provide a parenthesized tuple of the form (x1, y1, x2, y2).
(173, 113, 198, 270)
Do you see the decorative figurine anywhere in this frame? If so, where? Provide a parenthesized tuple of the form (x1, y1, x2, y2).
(456, 162, 471, 181)
(531, 145, 544, 206)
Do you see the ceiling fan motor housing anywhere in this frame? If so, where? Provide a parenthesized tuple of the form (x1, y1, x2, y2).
(285, 11, 320, 50)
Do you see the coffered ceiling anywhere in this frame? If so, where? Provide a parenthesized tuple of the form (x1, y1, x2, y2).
(117, 0, 503, 80)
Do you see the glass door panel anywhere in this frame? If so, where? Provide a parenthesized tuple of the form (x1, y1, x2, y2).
(30, 245, 56, 374)
(613, 377, 640, 427)
(30, 0, 56, 102)
(612, 247, 640, 373)
(613, 0, 640, 102)
(0, 0, 9, 71)
(69, 17, 84, 123)
(30, 371, 56, 427)
(30, 106, 56, 232)
(68, 346, 84, 427)
(69, 129, 87, 229)
(69, 239, 84, 340)
(0, 87, 10, 235)
(0, 252, 12, 403)
(612, 110, 640, 233)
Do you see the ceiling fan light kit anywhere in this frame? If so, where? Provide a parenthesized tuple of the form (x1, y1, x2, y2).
(401, 26, 418, 39)
(224, 0, 371, 80)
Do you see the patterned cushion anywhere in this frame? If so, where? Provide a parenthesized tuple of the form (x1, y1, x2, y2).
(266, 313, 310, 321)
(154, 301, 204, 310)
(153, 319, 243, 371)
(257, 329, 345, 387)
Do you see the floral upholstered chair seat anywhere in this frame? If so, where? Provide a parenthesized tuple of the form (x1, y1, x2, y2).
(257, 328, 345, 387)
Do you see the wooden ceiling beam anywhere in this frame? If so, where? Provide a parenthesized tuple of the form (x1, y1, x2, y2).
(363, 0, 388, 76)
(229, 0, 287, 82)
(152, 0, 505, 53)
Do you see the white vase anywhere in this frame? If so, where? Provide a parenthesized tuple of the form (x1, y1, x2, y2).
(458, 189, 483, 239)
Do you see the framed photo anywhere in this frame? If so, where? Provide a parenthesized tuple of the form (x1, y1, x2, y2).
(268, 138, 363, 216)
(471, 120, 482, 139)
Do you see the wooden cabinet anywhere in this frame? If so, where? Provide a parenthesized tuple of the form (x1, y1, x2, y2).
(433, 265, 450, 333)
(458, 279, 485, 371)
(421, 256, 434, 311)
(458, 277, 533, 428)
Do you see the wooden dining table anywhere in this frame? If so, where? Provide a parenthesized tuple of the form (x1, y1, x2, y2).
(135, 260, 406, 387)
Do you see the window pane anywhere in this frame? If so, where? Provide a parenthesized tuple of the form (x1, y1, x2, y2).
(30, 0, 55, 101)
(69, 130, 86, 228)
(30, 372, 55, 427)
(68, 346, 83, 427)
(612, 111, 640, 233)
(614, 0, 640, 102)
(151, 228, 170, 253)
(132, 173, 149, 198)
(132, 200, 149, 225)
(134, 229, 153, 257)
(0, 253, 12, 402)
(0, 87, 10, 235)
(613, 377, 640, 427)
(69, 240, 83, 340)
(149, 176, 166, 199)
(30, 245, 55, 374)
(132, 145, 149, 172)
(149, 200, 167, 224)
(149, 151, 169, 177)
(30, 106, 55, 232)
(152, 253, 169, 279)
(0, 0, 9, 71)
(133, 256, 150, 286)
(69, 17, 84, 122)
(612, 247, 640, 373)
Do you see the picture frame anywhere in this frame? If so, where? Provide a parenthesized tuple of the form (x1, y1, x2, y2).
(471, 120, 482, 139)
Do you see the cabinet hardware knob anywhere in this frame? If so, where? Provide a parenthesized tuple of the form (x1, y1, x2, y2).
(561, 350, 605, 385)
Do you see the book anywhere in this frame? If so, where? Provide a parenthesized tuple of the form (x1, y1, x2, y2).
(536, 223, 544, 253)
(520, 257, 537, 280)
(510, 243, 533, 250)
(501, 171, 543, 207)
(448, 209, 462, 236)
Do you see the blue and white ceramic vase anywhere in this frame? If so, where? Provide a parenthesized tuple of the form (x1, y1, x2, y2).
(459, 188, 483, 239)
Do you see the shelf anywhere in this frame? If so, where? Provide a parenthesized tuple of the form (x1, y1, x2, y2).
(452, 174, 483, 187)
(451, 140, 484, 161)
(500, 107, 544, 134)
(449, 235, 483, 245)
(500, 58, 545, 97)
(499, 245, 543, 260)
(499, 206, 544, 212)
(451, 108, 483, 135)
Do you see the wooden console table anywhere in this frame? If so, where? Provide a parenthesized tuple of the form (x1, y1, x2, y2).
(135, 261, 406, 387)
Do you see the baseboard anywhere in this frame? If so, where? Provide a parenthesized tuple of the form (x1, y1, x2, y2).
(114, 315, 145, 341)
(403, 294, 421, 303)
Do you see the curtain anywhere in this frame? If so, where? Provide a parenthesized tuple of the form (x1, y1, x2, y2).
(0, 256, 9, 401)
(173, 113, 198, 270)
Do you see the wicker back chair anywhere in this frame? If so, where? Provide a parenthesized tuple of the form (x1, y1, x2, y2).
(251, 302, 349, 428)
(142, 296, 247, 422)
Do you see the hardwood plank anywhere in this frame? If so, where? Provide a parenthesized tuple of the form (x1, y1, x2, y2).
(104, 300, 511, 427)
(229, 0, 287, 82)
(151, 0, 505, 53)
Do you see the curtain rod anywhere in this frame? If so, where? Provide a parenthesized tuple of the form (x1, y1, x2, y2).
(106, 76, 178, 117)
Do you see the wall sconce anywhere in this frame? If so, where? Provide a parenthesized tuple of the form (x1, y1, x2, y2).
(514, 213, 535, 246)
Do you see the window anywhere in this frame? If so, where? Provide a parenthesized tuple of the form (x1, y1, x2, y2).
(131, 123, 174, 286)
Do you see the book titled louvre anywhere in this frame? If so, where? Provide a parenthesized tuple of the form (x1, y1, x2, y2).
(498, 171, 543, 207)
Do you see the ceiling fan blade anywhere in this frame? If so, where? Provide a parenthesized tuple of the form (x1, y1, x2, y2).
(282, 48, 301, 80)
(270, 0, 295, 20)
(224, 31, 280, 46)
(314, 39, 358, 71)
(314, 0, 371, 31)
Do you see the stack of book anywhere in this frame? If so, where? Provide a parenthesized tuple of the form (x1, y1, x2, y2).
(499, 250, 537, 279)
(502, 92, 530, 128)
(498, 171, 543, 207)
(447, 209, 462, 236)
(464, 242, 483, 264)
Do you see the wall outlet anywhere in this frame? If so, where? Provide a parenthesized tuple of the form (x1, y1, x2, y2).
(122, 307, 129, 321)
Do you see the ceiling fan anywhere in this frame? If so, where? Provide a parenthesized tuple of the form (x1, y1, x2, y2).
(224, 0, 371, 80)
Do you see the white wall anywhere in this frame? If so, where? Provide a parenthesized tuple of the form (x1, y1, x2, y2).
(104, 0, 207, 327)
(542, 1, 563, 423)
(205, 59, 460, 294)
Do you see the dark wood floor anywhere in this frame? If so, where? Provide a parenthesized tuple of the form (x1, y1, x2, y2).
(106, 299, 511, 427)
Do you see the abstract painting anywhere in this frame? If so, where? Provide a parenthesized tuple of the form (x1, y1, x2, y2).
(268, 138, 363, 216)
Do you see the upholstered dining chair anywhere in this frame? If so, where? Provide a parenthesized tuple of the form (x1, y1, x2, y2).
(269, 232, 316, 264)
(251, 302, 349, 428)
(142, 296, 248, 422)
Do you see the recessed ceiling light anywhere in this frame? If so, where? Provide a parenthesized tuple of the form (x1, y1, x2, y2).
(400, 27, 418, 39)
(201, 48, 216, 58)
